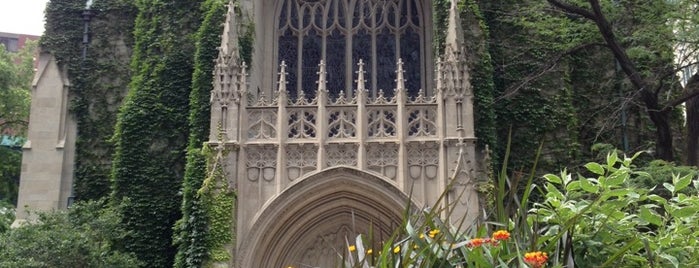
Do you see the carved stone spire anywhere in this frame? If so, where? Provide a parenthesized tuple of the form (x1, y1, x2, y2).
(210, 0, 242, 142)
(220, 0, 239, 62)
(440, 0, 469, 97)
(445, 0, 464, 57)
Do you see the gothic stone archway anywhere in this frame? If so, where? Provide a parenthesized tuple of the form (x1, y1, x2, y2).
(239, 167, 414, 267)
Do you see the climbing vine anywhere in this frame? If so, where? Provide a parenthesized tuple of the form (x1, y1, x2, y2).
(173, 0, 226, 267)
(41, 0, 137, 201)
(198, 144, 236, 265)
(110, 0, 206, 267)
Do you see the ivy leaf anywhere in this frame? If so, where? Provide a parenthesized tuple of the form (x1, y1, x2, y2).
(585, 162, 605, 175)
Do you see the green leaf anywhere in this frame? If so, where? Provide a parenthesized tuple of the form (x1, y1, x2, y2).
(585, 162, 605, 175)
(639, 206, 663, 226)
(673, 174, 692, 193)
(659, 253, 679, 268)
(580, 178, 599, 194)
(566, 181, 581, 192)
(670, 206, 698, 218)
(663, 183, 675, 194)
(607, 151, 618, 168)
(605, 172, 626, 187)
(544, 174, 562, 184)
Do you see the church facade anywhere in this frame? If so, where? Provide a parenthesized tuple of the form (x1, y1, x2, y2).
(211, 0, 484, 265)
(14, 0, 485, 266)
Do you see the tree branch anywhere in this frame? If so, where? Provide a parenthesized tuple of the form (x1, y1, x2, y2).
(497, 42, 607, 101)
(664, 71, 699, 109)
(546, 0, 596, 20)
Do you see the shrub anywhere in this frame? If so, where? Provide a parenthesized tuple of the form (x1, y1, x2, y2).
(0, 200, 142, 267)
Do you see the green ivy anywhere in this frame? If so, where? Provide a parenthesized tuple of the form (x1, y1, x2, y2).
(41, 0, 137, 201)
(199, 151, 236, 265)
(111, 1, 206, 267)
(173, 0, 226, 267)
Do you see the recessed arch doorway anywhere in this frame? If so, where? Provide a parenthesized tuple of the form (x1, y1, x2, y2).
(239, 167, 417, 267)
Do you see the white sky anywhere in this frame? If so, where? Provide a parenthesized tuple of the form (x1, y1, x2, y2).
(0, 0, 50, 36)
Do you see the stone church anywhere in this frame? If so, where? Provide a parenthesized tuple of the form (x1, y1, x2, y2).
(16, 0, 486, 266)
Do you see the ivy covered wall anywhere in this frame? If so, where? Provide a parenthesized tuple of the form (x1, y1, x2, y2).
(41, 0, 137, 201)
(433, 0, 498, 165)
(110, 0, 206, 267)
(173, 0, 226, 267)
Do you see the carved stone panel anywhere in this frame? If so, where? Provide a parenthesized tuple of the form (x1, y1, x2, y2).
(406, 142, 439, 181)
(327, 107, 357, 139)
(247, 109, 277, 140)
(326, 143, 358, 167)
(366, 143, 399, 180)
(286, 144, 317, 181)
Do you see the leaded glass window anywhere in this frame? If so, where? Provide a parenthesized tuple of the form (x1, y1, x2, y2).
(277, 0, 424, 99)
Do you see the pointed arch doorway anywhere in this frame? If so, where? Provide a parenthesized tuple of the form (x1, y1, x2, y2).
(239, 167, 415, 267)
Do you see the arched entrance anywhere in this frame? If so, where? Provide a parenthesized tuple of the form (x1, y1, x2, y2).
(239, 167, 415, 267)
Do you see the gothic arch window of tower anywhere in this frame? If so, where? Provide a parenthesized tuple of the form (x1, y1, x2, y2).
(276, 0, 425, 99)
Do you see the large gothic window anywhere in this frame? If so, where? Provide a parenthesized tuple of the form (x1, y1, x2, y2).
(277, 0, 424, 99)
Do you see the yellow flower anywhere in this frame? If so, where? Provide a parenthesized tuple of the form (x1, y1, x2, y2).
(393, 245, 401, 254)
(419, 233, 425, 239)
(348, 245, 356, 252)
(366, 248, 373, 254)
(428, 229, 440, 238)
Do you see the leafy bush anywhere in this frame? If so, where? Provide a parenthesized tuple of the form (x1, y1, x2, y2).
(0, 200, 142, 267)
(534, 152, 699, 267)
(343, 152, 699, 267)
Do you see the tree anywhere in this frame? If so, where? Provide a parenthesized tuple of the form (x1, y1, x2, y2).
(0, 40, 35, 206)
(0, 40, 34, 136)
(545, 0, 699, 162)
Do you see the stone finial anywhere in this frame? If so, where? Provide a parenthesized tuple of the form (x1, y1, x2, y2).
(445, 0, 464, 54)
(316, 60, 327, 93)
(278, 61, 288, 94)
(395, 58, 406, 95)
(220, 0, 240, 60)
(355, 59, 367, 93)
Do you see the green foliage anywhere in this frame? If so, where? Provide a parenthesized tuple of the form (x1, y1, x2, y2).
(200, 162, 236, 264)
(481, 0, 581, 173)
(0, 147, 20, 206)
(41, 0, 137, 201)
(173, 0, 227, 266)
(0, 40, 35, 208)
(111, 1, 206, 267)
(634, 160, 698, 197)
(0, 40, 34, 135)
(0, 200, 142, 267)
(535, 152, 699, 267)
(0, 201, 14, 233)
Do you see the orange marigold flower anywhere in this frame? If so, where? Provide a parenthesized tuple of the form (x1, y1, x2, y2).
(467, 238, 486, 248)
(492, 230, 510, 240)
(523, 251, 548, 268)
